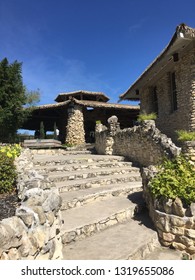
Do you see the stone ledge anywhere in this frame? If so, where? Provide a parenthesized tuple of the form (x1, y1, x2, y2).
(23, 139, 62, 148)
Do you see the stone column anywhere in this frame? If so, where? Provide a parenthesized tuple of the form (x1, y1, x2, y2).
(65, 105, 85, 146)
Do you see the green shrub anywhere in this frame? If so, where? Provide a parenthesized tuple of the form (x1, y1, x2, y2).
(137, 112, 157, 122)
(176, 130, 195, 141)
(0, 152, 17, 193)
(96, 120, 101, 124)
(149, 155, 195, 206)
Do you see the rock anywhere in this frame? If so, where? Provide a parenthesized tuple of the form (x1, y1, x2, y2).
(0, 223, 15, 249)
(62, 231, 76, 244)
(42, 192, 62, 213)
(16, 207, 35, 228)
(8, 248, 20, 260)
(172, 197, 185, 217)
(172, 242, 186, 251)
(163, 198, 173, 214)
(190, 203, 195, 216)
(185, 229, 195, 239)
(186, 246, 195, 255)
(176, 236, 194, 247)
(45, 212, 55, 226)
(32, 206, 46, 225)
(170, 216, 185, 227)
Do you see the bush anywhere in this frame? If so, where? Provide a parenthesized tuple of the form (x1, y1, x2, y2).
(137, 112, 157, 122)
(0, 144, 21, 193)
(176, 130, 195, 141)
(149, 155, 195, 206)
(0, 144, 21, 159)
(0, 152, 17, 193)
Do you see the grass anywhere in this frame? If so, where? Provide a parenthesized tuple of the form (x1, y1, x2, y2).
(176, 130, 195, 141)
(137, 112, 157, 122)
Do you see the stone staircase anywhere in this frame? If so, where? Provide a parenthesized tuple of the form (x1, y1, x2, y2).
(33, 151, 182, 260)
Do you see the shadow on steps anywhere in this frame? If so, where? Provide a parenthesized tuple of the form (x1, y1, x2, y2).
(127, 191, 156, 231)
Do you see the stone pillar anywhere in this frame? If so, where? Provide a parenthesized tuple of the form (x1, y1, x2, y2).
(65, 105, 85, 146)
(105, 116, 120, 155)
(107, 115, 120, 136)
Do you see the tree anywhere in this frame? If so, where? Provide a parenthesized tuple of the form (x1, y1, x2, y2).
(0, 58, 40, 142)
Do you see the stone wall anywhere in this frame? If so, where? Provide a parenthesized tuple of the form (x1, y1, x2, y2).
(142, 166, 195, 258)
(65, 105, 85, 145)
(181, 141, 195, 163)
(95, 118, 180, 166)
(0, 149, 62, 260)
(140, 48, 195, 141)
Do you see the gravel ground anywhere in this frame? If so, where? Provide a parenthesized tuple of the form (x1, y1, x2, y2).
(0, 191, 20, 221)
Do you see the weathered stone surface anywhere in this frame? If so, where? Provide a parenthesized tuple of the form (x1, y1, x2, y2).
(16, 207, 35, 228)
(163, 198, 173, 214)
(186, 246, 195, 254)
(42, 192, 62, 213)
(159, 231, 175, 242)
(0, 223, 15, 248)
(176, 236, 194, 247)
(8, 248, 20, 260)
(185, 229, 195, 239)
(32, 206, 46, 225)
(46, 212, 55, 226)
(170, 216, 186, 227)
(172, 242, 186, 251)
(172, 198, 185, 217)
(0, 148, 63, 260)
(156, 216, 170, 232)
(62, 231, 76, 244)
(95, 119, 181, 166)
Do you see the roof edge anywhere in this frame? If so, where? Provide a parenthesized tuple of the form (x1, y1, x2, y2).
(119, 23, 195, 101)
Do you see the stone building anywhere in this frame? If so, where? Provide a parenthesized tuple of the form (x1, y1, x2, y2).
(22, 90, 139, 145)
(119, 24, 195, 141)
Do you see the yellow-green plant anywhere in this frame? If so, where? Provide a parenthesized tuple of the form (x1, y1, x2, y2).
(149, 155, 195, 206)
(137, 112, 157, 122)
(0, 144, 21, 159)
(176, 130, 195, 142)
(0, 144, 21, 193)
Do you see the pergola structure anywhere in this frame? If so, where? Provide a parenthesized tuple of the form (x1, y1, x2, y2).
(22, 91, 139, 144)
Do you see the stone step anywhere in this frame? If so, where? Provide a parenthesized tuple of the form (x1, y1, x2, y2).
(35, 161, 133, 174)
(33, 154, 128, 166)
(62, 211, 159, 260)
(55, 173, 142, 192)
(48, 166, 140, 182)
(144, 245, 183, 260)
(61, 193, 143, 245)
(60, 181, 143, 210)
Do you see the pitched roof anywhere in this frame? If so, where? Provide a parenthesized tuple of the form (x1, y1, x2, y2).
(31, 98, 139, 111)
(55, 90, 110, 102)
(119, 24, 195, 101)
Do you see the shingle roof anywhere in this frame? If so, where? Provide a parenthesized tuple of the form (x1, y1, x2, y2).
(31, 98, 139, 111)
(55, 90, 110, 102)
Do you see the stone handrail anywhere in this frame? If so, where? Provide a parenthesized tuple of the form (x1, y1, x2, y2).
(95, 118, 181, 166)
(0, 149, 62, 260)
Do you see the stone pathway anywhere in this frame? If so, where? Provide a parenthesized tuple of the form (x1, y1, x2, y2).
(33, 151, 183, 260)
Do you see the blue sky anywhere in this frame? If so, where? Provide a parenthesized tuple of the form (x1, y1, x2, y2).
(0, 0, 195, 106)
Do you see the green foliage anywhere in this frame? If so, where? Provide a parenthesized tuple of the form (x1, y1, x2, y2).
(149, 156, 195, 206)
(39, 121, 45, 139)
(176, 130, 195, 141)
(0, 144, 21, 193)
(137, 112, 157, 122)
(0, 58, 40, 142)
(0, 144, 21, 159)
(96, 120, 101, 124)
(0, 152, 17, 194)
